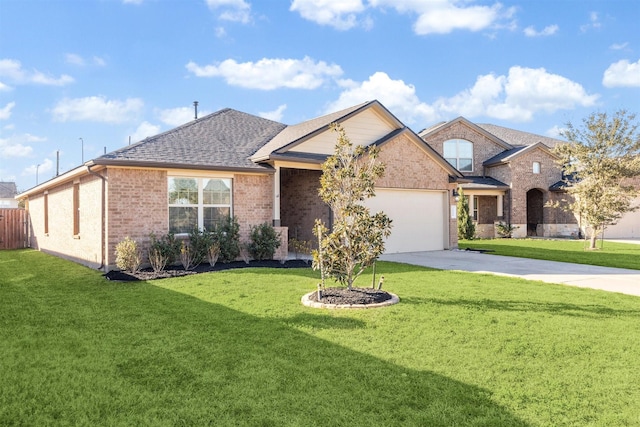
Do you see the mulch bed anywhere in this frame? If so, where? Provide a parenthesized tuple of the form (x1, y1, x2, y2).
(104, 259, 311, 282)
(106, 260, 392, 307)
(307, 287, 393, 305)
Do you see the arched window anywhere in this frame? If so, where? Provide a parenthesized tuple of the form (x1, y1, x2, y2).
(443, 139, 473, 172)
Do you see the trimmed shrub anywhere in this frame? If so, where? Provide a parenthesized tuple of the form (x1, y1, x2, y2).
(149, 232, 181, 268)
(115, 236, 142, 273)
(211, 216, 241, 263)
(179, 241, 194, 270)
(188, 228, 215, 268)
(248, 222, 281, 260)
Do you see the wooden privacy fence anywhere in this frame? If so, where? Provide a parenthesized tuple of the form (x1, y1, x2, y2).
(0, 209, 28, 250)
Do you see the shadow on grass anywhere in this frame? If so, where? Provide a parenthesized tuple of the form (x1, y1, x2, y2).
(1, 277, 531, 426)
(401, 296, 640, 318)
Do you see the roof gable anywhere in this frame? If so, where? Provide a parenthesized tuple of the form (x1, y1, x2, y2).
(483, 142, 557, 167)
(251, 100, 404, 161)
(419, 116, 513, 150)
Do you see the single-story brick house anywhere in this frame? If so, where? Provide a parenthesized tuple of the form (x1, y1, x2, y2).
(418, 117, 580, 238)
(18, 100, 463, 270)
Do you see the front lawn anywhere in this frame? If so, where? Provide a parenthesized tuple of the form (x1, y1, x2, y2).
(1, 249, 639, 426)
(459, 238, 640, 270)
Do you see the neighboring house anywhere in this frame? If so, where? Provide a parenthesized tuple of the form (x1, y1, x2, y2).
(419, 117, 579, 238)
(18, 100, 463, 270)
(0, 182, 19, 208)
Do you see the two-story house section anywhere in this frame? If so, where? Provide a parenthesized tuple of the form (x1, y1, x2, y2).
(419, 117, 579, 239)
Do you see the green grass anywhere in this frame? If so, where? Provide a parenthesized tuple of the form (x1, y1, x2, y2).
(459, 238, 640, 270)
(2, 249, 640, 426)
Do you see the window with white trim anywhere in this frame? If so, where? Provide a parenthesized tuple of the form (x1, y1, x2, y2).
(533, 161, 541, 174)
(473, 196, 479, 221)
(444, 139, 473, 172)
(168, 177, 232, 234)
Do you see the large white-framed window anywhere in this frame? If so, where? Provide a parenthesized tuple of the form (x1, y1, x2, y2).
(444, 139, 473, 172)
(168, 177, 232, 234)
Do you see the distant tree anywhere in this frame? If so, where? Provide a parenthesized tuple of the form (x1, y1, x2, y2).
(457, 188, 475, 240)
(313, 123, 392, 290)
(554, 110, 640, 249)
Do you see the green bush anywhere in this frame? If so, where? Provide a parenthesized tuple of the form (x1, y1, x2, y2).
(188, 228, 215, 267)
(115, 236, 142, 272)
(495, 222, 519, 238)
(248, 223, 281, 260)
(211, 216, 241, 263)
(149, 232, 181, 268)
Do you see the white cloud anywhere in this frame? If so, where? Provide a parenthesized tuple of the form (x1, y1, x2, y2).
(290, 0, 366, 30)
(158, 106, 211, 127)
(65, 53, 107, 67)
(523, 24, 558, 37)
(546, 125, 566, 139)
(0, 102, 15, 120)
(130, 121, 161, 143)
(0, 136, 34, 158)
(580, 11, 601, 32)
(602, 59, 640, 88)
(186, 56, 343, 90)
(291, 0, 515, 34)
(610, 42, 629, 51)
(258, 104, 287, 121)
(206, 0, 251, 23)
(0, 59, 74, 86)
(325, 72, 438, 125)
(52, 96, 144, 123)
(65, 53, 85, 66)
(327, 67, 599, 127)
(412, 3, 510, 35)
(436, 66, 599, 122)
(23, 158, 53, 177)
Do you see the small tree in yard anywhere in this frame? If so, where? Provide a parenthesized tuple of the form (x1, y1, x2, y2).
(457, 188, 475, 240)
(313, 123, 392, 290)
(553, 110, 640, 249)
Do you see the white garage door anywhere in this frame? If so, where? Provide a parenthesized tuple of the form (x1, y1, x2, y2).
(605, 197, 640, 238)
(364, 188, 446, 253)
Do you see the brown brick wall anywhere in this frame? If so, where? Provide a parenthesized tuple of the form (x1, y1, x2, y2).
(233, 173, 276, 242)
(27, 174, 104, 268)
(105, 168, 168, 267)
(280, 168, 329, 246)
(377, 134, 450, 189)
(422, 121, 506, 176)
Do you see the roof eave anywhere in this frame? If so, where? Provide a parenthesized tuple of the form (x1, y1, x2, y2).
(90, 158, 275, 174)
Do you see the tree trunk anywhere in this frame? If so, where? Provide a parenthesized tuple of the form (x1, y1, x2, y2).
(590, 232, 598, 250)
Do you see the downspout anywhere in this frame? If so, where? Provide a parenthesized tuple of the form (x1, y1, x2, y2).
(87, 165, 106, 270)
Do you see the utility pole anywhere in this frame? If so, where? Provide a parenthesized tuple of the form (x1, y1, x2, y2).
(79, 137, 84, 163)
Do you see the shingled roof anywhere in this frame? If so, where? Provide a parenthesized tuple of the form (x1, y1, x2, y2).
(92, 109, 287, 172)
(476, 123, 564, 149)
(0, 182, 17, 198)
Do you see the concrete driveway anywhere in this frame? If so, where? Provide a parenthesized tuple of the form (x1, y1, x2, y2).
(380, 250, 640, 297)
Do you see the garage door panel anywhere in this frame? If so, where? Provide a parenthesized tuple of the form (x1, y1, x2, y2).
(364, 189, 445, 253)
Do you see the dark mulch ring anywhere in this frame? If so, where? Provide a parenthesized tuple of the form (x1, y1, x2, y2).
(308, 287, 392, 305)
(104, 259, 311, 282)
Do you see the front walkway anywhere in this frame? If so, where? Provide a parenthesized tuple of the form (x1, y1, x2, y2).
(380, 250, 640, 297)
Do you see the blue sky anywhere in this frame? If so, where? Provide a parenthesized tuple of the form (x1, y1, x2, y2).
(1, 0, 639, 192)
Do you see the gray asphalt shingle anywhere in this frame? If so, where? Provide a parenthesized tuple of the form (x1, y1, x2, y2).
(96, 109, 287, 170)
